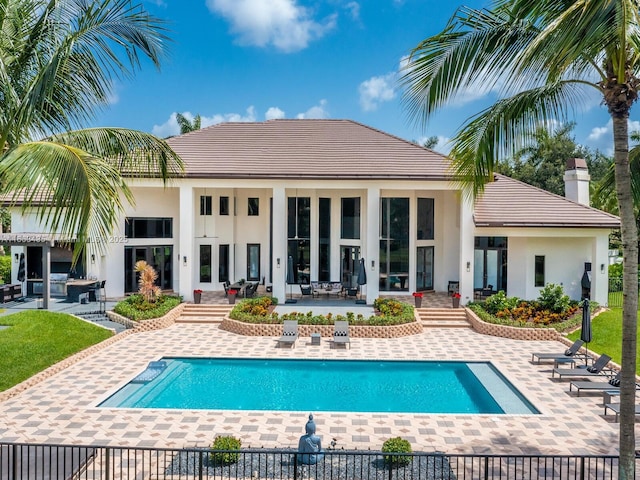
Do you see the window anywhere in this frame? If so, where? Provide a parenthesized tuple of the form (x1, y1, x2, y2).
(341, 197, 360, 239)
(287, 197, 310, 284)
(379, 198, 409, 291)
(535, 255, 545, 287)
(248, 198, 259, 216)
(219, 197, 229, 216)
(247, 244, 260, 281)
(417, 198, 434, 240)
(318, 198, 331, 282)
(200, 196, 212, 216)
(219, 245, 229, 282)
(199, 245, 212, 282)
(125, 218, 172, 238)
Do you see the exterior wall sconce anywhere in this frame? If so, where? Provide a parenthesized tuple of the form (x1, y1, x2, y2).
(183, 256, 187, 266)
(276, 257, 281, 268)
(91, 254, 95, 264)
(466, 261, 471, 272)
(371, 260, 375, 270)
(14, 253, 18, 263)
(601, 263, 605, 273)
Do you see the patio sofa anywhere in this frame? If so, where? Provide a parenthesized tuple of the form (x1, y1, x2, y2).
(311, 281, 344, 297)
(0, 284, 22, 303)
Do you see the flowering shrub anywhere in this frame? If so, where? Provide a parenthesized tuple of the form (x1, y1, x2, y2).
(412, 292, 423, 297)
(452, 292, 461, 299)
(194, 289, 203, 294)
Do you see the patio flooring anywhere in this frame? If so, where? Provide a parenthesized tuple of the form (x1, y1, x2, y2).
(0, 311, 630, 456)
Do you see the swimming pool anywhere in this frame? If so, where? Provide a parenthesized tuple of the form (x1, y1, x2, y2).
(99, 358, 539, 414)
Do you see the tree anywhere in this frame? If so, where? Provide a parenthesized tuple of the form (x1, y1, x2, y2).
(176, 113, 202, 134)
(0, 0, 183, 258)
(402, 1, 638, 476)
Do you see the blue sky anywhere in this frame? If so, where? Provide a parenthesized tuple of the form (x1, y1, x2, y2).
(92, 0, 635, 156)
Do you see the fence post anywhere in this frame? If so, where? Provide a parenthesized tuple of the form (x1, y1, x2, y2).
(579, 457, 585, 480)
(105, 447, 110, 480)
(484, 455, 489, 480)
(198, 450, 203, 480)
(293, 452, 298, 480)
(11, 444, 17, 480)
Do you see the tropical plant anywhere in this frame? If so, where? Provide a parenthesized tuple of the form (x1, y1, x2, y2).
(134, 261, 161, 303)
(0, 0, 183, 261)
(401, 2, 639, 474)
(175, 113, 202, 134)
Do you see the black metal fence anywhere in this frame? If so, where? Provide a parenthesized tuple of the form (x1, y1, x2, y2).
(0, 442, 630, 479)
(608, 276, 623, 308)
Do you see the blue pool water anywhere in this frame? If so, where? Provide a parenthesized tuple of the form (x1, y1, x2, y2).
(99, 358, 539, 414)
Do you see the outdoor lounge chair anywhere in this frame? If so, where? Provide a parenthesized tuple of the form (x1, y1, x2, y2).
(332, 320, 351, 349)
(277, 320, 298, 348)
(568, 372, 633, 396)
(552, 354, 613, 379)
(531, 339, 585, 364)
(300, 284, 316, 298)
(603, 402, 640, 422)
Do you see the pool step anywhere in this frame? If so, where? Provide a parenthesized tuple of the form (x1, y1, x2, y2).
(175, 304, 233, 323)
(417, 308, 471, 328)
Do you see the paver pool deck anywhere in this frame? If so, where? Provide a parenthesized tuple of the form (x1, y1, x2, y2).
(0, 321, 628, 455)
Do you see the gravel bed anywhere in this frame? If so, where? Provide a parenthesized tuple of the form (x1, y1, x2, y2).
(165, 449, 456, 479)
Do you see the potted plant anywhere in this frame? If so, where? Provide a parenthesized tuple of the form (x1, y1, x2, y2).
(452, 292, 461, 308)
(412, 291, 424, 308)
(193, 289, 203, 304)
(228, 288, 238, 304)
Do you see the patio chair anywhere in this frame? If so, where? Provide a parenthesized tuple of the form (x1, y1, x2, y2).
(244, 282, 259, 298)
(277, 320, 298, 348)
(603, 402, 640, 422)
(223, 280, 230, 297)
(531, 339, 585, 364)
(552, 354, 613, 379)
(332, 320, 351, 349)
(568, 372, 635, 396)
(300, 284, 316, 298)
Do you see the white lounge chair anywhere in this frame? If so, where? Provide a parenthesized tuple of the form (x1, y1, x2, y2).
(332, 321, 350, 349)
(277, 320, 298, 348)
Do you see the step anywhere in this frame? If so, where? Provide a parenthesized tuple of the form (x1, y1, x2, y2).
(176, 305, 232, 323)
(417, 308, 471, 328)
(421, 319, 472, 328)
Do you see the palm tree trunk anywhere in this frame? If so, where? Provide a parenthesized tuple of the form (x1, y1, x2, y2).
(612, 115, 638, 479)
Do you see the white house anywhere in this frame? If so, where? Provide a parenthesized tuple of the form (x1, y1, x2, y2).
(8, 120, 619, 305)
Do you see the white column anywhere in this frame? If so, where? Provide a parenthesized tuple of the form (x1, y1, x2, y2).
(179, 186, 194, 301)
(365, 187, 380, 303)
(41, 244, 50, 309)
(459, 195, 475, 305)
(592, 233, 609, 305)
(272, 186, 287, 303)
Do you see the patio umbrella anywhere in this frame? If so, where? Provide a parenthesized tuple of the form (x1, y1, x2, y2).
(580, 299, 592, 365)
(285, 255, 297, 303)
(16, 253, 26, 301)
(356, 258, 367, 304)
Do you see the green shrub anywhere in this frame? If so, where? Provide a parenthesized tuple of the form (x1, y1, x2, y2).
(113, 294, 181, 321)
(0, 255, 11, 284)
(537, 283, 571, 313)
(382, 437, 412, 467)
(209, 436, 241, 465)
(483, 291, 520, 315)
(608, 263, 622, 278)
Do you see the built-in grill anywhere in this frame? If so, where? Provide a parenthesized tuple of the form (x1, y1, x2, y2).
(50, 273, 68, 297)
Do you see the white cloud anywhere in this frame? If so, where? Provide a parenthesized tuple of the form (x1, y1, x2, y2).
(588, 125, 609, 142)
(151, 107, 257, 138)
(206, 0, 336, 52)
(265, 107, 286, 120)
(358, 73, 396, 112)
(296, 99, 329, 119)
(344, 1, 360, 20)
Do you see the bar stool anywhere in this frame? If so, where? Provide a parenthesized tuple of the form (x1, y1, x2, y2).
(92, 280, 106, 313)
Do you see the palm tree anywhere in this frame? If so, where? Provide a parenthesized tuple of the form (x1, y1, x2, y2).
(176, 113, 202, 134)
(402, 1, 638, 476)
(0, 0, 183, 258)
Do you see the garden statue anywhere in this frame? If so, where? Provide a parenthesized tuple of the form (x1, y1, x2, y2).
(297, 413, 324, 464)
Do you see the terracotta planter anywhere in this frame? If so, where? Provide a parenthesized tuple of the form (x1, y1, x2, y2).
(228, 294, 236, 304)
(194, 293, 201, 304)
(414, 296, 422, 308)
(452, 297, 460, 308)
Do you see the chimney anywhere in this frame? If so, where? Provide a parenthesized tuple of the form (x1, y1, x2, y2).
(563, 158, 590, 205)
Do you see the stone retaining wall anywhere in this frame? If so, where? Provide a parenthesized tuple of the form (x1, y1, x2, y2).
(219, 318, 423, 338)
(107, 303, 184, 331)
(466, 309, 561, 341)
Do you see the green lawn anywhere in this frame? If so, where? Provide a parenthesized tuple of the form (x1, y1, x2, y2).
(567, 308, 640, 374)
(0, 311, 113, 391)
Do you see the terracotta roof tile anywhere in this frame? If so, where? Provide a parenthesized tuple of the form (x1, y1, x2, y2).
(475, 174, 619, 228)
(166, 119, 452, 179)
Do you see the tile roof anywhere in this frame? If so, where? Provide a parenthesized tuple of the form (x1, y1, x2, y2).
(165, 119, 452, 179)
(475, 174, 619, 228)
